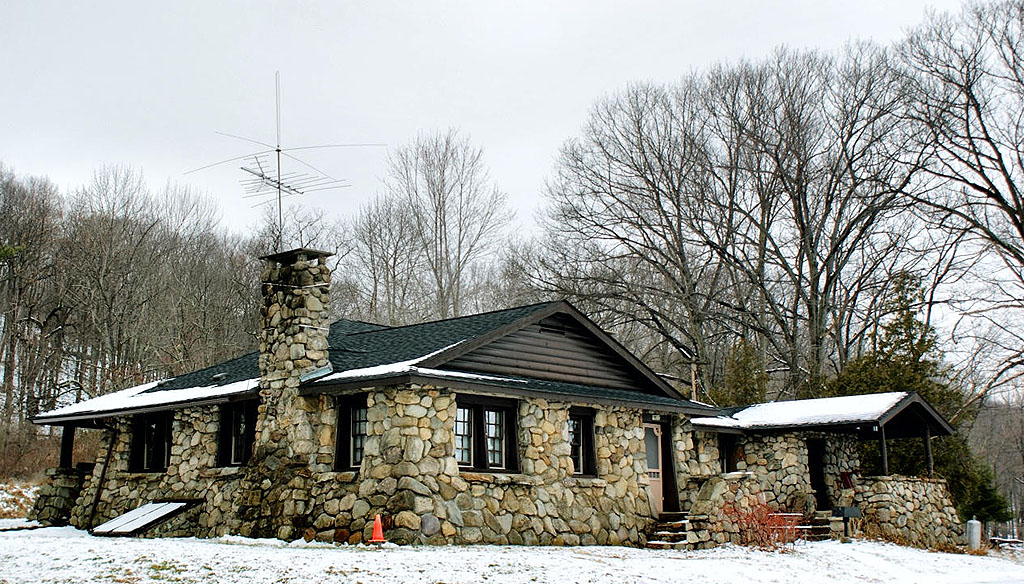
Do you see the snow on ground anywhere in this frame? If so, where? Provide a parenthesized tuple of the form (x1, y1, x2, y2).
(0, 527, 1021, 584)
(0, 485, 37, 519)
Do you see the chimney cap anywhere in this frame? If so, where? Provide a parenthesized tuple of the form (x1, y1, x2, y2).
(259, 247, 334, 265)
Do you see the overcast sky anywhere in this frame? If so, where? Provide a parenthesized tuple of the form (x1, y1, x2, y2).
(2, 1, 966, 235)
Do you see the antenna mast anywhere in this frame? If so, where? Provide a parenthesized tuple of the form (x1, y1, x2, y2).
(186, 71, 385, 252)
(276, 71, 283, 250)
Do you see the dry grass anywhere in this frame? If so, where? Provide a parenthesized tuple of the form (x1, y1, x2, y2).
(0, 483, 38, 519)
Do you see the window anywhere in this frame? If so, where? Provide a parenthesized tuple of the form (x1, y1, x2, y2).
(719, 433, 743, 473)
(568, 407, 597, 476)
(335, 394, 369, 471)
(129, 412, 172, 473)
(217, 400, 258, 466)
(455, 396, 518, 472)
(454, 406, 473, 465)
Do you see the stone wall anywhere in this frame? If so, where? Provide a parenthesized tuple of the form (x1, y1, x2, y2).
(733, 433, 811, 511)
(671, 421, 720, 512)
(298, 386, 655, 546)
(823, 435, 859, 507)
(684, 472, 768, 548)
(854, 475, 964, 548)
(65, 383, 657, 546)
(28, 465, 90, 526)
(69, 407, 245, 535)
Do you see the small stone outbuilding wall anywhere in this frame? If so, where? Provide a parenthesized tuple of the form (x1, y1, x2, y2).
(671, 421, 720, 512)
(854, 475, 964, 548)
(726, 432, 859, 513)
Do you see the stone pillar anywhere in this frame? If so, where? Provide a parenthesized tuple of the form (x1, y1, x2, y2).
(28, 465, 90, 526)
(235, 248, 332, 540)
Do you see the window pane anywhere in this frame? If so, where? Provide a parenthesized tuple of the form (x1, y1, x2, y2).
(351, 406, 368, 466)
(455, 407, 473, 465)
(485, 409, 504, 468)
(231, 408, 247, 465)
(569, 416, 582, 475)
(644, 427, 660, 471)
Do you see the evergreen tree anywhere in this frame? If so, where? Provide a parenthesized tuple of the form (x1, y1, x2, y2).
(709, 339, 768, 407)
(827, 272, 1009, 521)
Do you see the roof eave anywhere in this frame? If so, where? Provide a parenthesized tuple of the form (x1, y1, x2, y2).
(31, 390, 261, 426)
(303, 372, 711, 415)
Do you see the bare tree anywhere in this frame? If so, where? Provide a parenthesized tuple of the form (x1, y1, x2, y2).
(345, 194, 427, 325)
(902, 0, 1024, 393)
(385, 129, 512, 319)
(535, 45, 925, 398)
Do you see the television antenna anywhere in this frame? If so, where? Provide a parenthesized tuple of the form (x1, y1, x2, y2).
(186, 71, 384, 251)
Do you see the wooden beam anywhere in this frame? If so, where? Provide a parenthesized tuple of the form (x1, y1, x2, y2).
(924, 425, 934, 477)
(880, 424, 889, 476)
(59, 425, 75, 469)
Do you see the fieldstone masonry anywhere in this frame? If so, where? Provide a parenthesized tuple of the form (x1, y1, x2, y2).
(28, 465, 90, 526)
(855, 475, 964, 548)
(235, 249, 332, 539)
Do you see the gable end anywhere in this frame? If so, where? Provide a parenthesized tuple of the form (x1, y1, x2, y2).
(442, 313, 659, 394)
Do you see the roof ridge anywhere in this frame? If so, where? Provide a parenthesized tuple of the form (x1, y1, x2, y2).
(329, 317, 392, 329)
(342, 300, 561, 336)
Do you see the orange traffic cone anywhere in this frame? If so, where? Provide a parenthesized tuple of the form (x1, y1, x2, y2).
(368, 513, 388, 544)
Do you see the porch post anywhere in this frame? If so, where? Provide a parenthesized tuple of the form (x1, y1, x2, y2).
(879, 424, 889, 476)
(924, 425, 934, 477)
(59, 425, 76, 469)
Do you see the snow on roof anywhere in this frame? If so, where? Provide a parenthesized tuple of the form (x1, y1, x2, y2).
(691, 392, 909, 430)
(35, 341, 466, 422)
(35, 377, 259, 422)
(316, 341, 465, 383)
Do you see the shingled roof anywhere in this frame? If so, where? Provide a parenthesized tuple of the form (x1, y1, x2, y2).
(33, 301, 713, 424)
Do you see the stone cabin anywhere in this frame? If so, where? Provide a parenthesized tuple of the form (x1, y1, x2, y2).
(29, 248, 964, 549)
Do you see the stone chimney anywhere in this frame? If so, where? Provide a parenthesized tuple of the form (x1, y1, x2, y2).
(255, 247, 332, 460)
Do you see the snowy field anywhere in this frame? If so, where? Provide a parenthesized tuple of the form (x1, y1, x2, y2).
(0, 525, 1022, 584)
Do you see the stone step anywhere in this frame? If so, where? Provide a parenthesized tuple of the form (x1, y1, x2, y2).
(657, 511, 689, 522)
(646, 540, 689, 550)
(655, 520, 690, 530)
(651, 530, 689, 542)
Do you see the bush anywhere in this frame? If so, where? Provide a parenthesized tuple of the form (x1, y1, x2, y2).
(723, 501, 801, 550)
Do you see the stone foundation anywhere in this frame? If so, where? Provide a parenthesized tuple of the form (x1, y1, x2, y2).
(854, 475, 964, 548)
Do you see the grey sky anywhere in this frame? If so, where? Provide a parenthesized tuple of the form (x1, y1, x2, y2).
(2, 1, 965, 234)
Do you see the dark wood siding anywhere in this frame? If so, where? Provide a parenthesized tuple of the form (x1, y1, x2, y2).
(443, 313, 655, 393)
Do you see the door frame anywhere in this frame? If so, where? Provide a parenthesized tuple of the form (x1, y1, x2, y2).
(642, 416, 679, 515)
(806, 438, 830, 511)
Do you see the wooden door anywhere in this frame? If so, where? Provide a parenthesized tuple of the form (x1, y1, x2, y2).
(644, 423, 664, 515)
